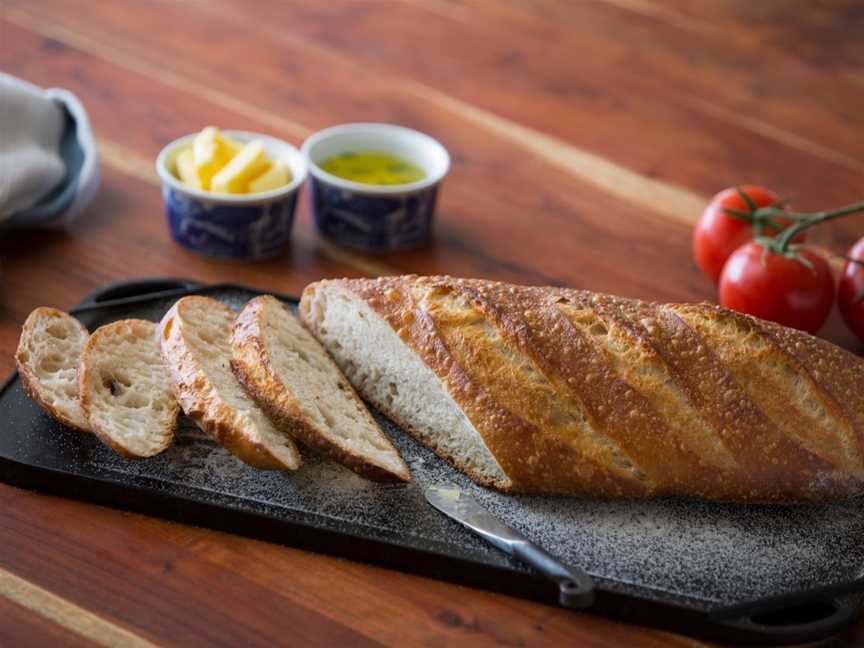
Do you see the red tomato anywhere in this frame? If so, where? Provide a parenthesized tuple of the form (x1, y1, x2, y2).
(719, 242, 834, 334)
(693, 185, 779, 284)
(838, 237, 864, 342)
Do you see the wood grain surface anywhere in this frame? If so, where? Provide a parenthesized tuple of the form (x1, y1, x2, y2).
(1, 1, 862, 645)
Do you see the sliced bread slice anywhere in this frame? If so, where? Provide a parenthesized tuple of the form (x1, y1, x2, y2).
(78, 319, 179, 458)
(159, 296, 302, 471)
(16, 307, 90, 432)
(231, 295, 410, 482)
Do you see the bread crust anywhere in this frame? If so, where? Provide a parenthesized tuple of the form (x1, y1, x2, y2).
(452, 281, 712, 497)
(593, 294, 858, 501)
(669, 303, 861, 474)
(230, 295, 409, 482)
(303, 276, 864, 503)
(159, 296, 301, 471)
(758, 316, 864, 460)
(78, 319, 179, 459)
(16, 307, 90, 433)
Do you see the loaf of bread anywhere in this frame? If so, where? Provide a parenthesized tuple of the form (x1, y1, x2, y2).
(16, 307, 91, 433)
(300, 275, 864, 503)
(159, 296, 302, 471)
(78, 319, 179, 458)
(230, 295, 410, 482)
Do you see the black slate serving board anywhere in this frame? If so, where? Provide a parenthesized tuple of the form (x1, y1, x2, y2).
(1, 278, 862, 645)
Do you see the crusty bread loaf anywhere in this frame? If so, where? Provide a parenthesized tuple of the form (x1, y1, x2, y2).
(78, 319, 179, 458)
(300, 276, 864, 503)
(159, 296, 302, 471)
(16, 307, 90, 432)
(230, 295, 410, 482)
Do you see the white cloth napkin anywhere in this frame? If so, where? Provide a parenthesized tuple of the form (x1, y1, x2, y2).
(0, 73, 99, 227)
(0, 73, 67, 220)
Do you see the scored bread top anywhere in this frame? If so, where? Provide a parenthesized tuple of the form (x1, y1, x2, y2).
(78, 319, 179, 458)
(16, 307, 90, 432)
(159, 295, 302, 471)
(302, 275, 864, 503)
(231, 295, 410, 482)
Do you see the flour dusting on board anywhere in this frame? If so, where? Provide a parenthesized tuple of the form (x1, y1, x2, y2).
(89, 410, 864, 608)
(9, 286, 864, 611)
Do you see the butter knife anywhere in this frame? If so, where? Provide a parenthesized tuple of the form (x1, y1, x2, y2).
(424, 485, 594, 609)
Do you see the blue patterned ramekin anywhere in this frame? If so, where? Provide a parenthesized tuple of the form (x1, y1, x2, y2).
(302, 124, 449, 252)
(155, 131, 307, 260)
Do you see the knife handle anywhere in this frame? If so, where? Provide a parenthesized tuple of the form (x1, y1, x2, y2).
(511, 542, 594, 609)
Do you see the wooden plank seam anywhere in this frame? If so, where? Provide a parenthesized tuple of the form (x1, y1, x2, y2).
(0, 566, 160, 648)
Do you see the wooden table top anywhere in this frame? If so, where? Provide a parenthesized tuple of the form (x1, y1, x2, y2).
(2, 1, 863, 645)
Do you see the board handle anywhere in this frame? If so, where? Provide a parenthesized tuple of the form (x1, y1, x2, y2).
(77, 277, 204, 308)
(709, 593, 861, 643)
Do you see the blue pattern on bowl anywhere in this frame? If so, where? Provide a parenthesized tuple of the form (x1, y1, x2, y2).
(310, 177, 437, 251)
(164, 186, 297, 260)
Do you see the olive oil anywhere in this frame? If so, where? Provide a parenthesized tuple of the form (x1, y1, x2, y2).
(320, 151, 426, 186)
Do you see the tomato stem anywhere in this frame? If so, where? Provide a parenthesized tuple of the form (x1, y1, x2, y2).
(726, 190, 864, 268)
(745, 201, 864, 257)
(772, 202, 864, 253)
(722, 208, 790, 232)
(735, 186, 759, 212)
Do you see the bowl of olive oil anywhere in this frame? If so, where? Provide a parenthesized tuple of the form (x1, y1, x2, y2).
(302, 123, 449, 252)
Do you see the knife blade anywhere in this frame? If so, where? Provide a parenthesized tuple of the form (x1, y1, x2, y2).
(425, 485, 594, 609)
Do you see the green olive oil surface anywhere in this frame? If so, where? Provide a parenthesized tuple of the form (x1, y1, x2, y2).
(319, 151, 426, 186)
